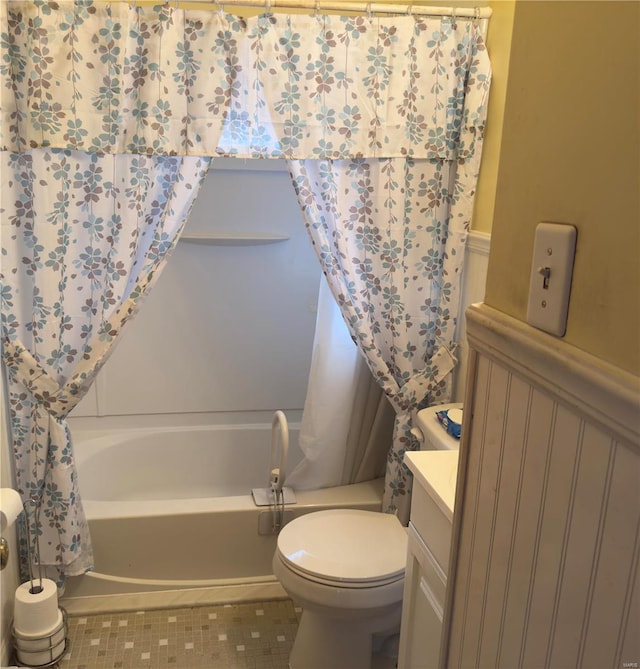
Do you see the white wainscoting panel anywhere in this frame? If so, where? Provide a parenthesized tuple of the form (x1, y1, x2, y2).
(452, 231, 491, 402)
(445, 303, 640, 669)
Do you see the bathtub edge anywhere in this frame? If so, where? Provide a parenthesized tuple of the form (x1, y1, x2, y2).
(61, 577, 288, 615)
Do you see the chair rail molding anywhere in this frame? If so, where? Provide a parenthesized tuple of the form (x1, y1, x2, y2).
(465, 303, 640, 451)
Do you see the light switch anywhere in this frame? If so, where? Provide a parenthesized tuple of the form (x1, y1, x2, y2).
(526, 222, 577, 337)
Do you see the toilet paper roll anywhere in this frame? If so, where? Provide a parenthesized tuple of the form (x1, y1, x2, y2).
(13, 609, 64, 645)
(0, 488, 23, 532)
(15, 618, 66, 667)
(13, 578, 60, 636)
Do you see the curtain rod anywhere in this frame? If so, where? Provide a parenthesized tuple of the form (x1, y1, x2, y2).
(125, 0, 492, 18)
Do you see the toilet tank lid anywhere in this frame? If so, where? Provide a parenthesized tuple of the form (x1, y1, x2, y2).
(277, 509, 407, 583)
(415, 402, 463, 450)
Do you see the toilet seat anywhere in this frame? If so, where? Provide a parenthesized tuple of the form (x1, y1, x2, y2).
(276, 509, 407, 588)
(275, 553, 404, 589)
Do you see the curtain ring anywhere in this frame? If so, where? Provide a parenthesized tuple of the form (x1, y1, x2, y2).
(314, 0, 320, 15)
(366, 2, 373, 19)
(474, 6, 481, 25)
(265, 0, 271, 12)
(451, 6, 457, 23)
(406, 4, 413, 16)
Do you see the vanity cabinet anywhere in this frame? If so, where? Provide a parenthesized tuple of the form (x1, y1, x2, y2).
(398, 451, 458, 669)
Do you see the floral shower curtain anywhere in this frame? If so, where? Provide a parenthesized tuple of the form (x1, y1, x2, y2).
(0, 150, 209, 575)
(1, 3, 489, 160)
(1, 1, 490, 572)
(288, 157, 475, 520)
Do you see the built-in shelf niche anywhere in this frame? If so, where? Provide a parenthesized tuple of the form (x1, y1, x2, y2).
(179, 233, 289, 246)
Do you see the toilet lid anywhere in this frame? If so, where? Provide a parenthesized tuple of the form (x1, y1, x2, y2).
(277, 509, 407, 584)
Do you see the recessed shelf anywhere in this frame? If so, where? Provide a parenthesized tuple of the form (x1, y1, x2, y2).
(179, 233, 290, 246)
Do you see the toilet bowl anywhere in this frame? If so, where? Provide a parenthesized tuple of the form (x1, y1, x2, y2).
(272, 508, 407, 669)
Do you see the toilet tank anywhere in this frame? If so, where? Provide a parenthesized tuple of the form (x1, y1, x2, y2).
(411, 403, 463, 451)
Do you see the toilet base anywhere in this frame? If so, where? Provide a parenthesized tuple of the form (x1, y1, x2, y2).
(290, 610, 372, 669)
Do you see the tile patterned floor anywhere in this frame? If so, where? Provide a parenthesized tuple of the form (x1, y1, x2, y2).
(54, 600, 301, 669)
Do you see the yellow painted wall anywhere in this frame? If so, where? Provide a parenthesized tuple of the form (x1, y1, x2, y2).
(471, 0, 515, 233)
(484, 0, 640, 374)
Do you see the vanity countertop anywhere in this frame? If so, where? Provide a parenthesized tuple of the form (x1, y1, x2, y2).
(404, 450, 459, 521)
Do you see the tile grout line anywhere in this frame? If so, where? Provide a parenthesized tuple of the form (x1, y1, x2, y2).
(57, 599, 301, 669)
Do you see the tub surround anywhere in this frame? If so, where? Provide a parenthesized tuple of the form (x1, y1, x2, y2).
(71, 160, 319, 422)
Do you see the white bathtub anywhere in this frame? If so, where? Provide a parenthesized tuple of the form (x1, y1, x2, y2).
(62, 423, 384, 614)
(74, 422, 306, 502)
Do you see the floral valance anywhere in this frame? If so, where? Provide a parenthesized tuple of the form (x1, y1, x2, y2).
(1, 1, 490, 160)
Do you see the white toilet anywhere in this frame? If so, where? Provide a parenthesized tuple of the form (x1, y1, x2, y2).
(273, 509, 407, 669)
(411, 402, 464, 450)
(272, 402, 463, 669)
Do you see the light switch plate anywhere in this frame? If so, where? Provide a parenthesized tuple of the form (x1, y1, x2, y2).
(526, 222, 577, 336)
